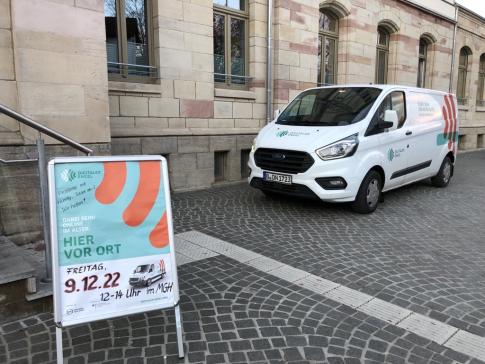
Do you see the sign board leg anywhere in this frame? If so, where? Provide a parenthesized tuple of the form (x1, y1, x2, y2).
(56, 326, 63, 364)
(174, 305, 184, 358)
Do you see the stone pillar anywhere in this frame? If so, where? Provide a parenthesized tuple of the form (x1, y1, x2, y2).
(0, 0, 22, 145)
(10, 0, 110, 144)
(156, 0, 215, 128)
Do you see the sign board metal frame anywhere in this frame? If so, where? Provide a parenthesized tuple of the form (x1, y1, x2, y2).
(48, 156, 184, 363)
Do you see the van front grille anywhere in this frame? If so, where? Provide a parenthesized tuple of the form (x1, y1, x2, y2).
(250, 177, 319, 200)
(254, 148, 314, 174)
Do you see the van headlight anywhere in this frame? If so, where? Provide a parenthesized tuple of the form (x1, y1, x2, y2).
(315, 134, 359, 160)
(251, 138, 256, 153)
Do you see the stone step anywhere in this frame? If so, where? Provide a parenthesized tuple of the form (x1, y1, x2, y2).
(0, 236, 35, 285)
(0, 235, 46, 323)
(25, 280, 52, 302)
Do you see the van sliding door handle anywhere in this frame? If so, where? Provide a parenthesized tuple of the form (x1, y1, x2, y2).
(405, 131, 412, 136)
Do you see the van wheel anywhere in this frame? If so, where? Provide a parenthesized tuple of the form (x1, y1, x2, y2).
(352, 170, 382, 214)
(147, 279, 152, 286)
(431, 157, 452, 187)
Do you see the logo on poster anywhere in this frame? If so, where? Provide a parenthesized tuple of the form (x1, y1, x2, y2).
(60, 169, 76, 182)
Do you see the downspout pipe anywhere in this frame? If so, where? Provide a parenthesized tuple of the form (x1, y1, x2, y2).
(266, 0, 273, 123)
(449, 5, 458, 93)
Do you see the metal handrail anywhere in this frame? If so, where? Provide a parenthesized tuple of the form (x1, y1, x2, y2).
(213, 73, 253, 79)
(107, 61, 157, 70)
(0, 158, 37, 164)
(0, 103, 93, 283)
(107, 62, 158, 78)
(0, 103, 93, 155)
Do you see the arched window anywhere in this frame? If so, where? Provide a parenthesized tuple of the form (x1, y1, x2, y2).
(477, 54, 485, 106)
(457, 47, 472, 105)
(318, 10, 338, 86)
(417, 38, 429, 88)
(375, 26, 390, 84)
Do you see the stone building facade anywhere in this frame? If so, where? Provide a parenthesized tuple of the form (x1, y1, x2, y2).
(1, 0, 485, 241)
(454, 5, 485, 149)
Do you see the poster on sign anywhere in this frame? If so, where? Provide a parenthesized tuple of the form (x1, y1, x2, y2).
(48, 156, 183, 362)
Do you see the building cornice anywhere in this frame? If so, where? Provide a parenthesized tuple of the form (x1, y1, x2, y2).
(397, 0, 457, 24)
(457, 4, 485, 24)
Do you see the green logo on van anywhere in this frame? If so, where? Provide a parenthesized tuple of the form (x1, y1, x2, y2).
(388, 148, 395, 162)
(275, 130, 311, 138)
(388, 147, 405, 161)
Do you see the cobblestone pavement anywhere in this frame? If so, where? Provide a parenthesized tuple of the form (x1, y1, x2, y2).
(2, 151, 484, 364)
(1, 256, 483, 364)
(173, 151, 485, 337)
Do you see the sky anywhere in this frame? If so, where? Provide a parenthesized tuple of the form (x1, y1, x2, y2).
(456, 0, 485, 17)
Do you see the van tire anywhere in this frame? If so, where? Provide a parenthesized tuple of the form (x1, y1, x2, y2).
(147, 279, 152, 286)
(352, 170, 382, 214)
(431, 156, 452, 187)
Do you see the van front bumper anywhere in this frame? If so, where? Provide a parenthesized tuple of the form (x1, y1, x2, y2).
(248, 154, 362, 202)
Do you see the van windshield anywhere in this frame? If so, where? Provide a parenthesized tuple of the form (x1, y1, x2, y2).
(277, 87, 382, 126)
(135, 265, 149, 273)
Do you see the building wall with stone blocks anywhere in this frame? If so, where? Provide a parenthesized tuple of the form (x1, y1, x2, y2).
(2, 0, 485, 244)
(272, 0, 456, 111)
(0, 144, 111, 245)
(0, 0, 111, 244)
(453, 7, 485, 149)
(271, 0, 485, 148)
(0, 0, 22, 146)
(4, 0, 110, 145)
(108, 0, 266, 190)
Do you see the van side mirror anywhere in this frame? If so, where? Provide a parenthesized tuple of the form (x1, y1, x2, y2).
(274, 109, 280, 119)
(380, 110, 398, 129)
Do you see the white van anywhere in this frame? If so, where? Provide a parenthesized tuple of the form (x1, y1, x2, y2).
(129, 260, 166, 287)
(248, 85, 459, 213)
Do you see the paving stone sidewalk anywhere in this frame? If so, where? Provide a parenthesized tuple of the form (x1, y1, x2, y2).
(172, 150, 485, 338)
(2, 150, 485, 363)
(1, 255, 484, 364)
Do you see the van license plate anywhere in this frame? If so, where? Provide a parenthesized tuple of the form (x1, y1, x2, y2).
(263, 171, 292, 185)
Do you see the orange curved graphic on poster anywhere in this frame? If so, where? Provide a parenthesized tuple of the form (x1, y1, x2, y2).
(149, 212, 169, 248)
(122, 161, 161, 227)
(95, 162, 127, 204)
